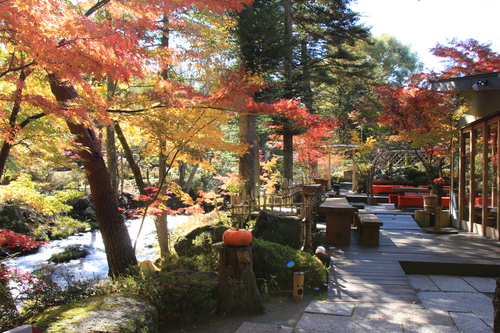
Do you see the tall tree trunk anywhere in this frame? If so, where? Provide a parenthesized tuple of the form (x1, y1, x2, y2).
(283, 127, 294, 181)
(153, 15, 172, 261)
(114, 122, 147, 195)
(106, 125, 118, 193)
(48, 75, 137, 277)
(106, 78, 119, 194)
(239, 114, 258, 196)
(0, 70, 29, 180)
(283, 0, 293, 97)
(282, 0, 295, 181)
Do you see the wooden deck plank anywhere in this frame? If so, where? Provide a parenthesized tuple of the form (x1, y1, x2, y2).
(325, 208, 500, 307)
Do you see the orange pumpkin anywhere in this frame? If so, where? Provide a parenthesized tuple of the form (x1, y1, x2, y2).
(222, 228, 253, 246)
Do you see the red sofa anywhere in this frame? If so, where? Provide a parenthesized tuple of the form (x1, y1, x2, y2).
(372, 185, 404, 194)
(398, 195, 449, 211)
(475, 197, 492, 206)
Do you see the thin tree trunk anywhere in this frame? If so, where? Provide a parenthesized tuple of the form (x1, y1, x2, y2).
(178, 161, 187, 189)
(185, 163, 199, 194)
(239, 114, 258, 196)
(48, 75, 137, 277)
(114, 122, 147, 195)
(153, 15, 172, 261)
(155, 143, 170, 260)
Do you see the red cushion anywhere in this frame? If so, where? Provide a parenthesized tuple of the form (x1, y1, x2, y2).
(373, 185, 403, 194)
(398, 195, 424, 206)
(475, 197, 492, 206)
(388, 194, 400, 203)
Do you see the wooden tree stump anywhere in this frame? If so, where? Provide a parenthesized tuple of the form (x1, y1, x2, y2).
(216, 244, 264, 317)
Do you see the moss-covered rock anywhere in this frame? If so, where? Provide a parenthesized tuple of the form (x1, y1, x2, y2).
(252, 211, 301, 248)
(48, 245, 90, 263)
(28, 293, 158, 333)
(174, 224, 228, 257)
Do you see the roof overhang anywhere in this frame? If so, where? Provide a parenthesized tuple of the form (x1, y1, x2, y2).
(432, 72, 500, 91)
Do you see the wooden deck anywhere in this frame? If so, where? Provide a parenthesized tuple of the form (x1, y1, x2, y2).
(326, 206, 500, 307)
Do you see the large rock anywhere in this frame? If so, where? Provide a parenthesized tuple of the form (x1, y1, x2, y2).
(174, 224, 228, 257)
(28, 293, 158, 333)
(252, 211, 301, 248)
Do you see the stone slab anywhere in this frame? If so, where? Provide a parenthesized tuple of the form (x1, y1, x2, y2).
(234, 322, 293, 333)
(462, 276, 498, 293)
(295, 313, 404, 333)
(428, 275, 477, 292)
(449, 311, 493, 333)
(407, 274, 440, 291)
(417, 291, 494, 327)
(353, 304, 454, 325)
(304, 301, 354, 316)
(402, 322, 459, 333)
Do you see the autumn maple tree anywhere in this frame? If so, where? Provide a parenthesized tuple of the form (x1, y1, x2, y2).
(431, 38, 500, 77)
(0, 0, 255, 276)
(376, 74, 464, 200)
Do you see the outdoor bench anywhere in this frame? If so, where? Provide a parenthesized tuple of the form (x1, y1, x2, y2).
(388, 194, 400, 204)
(355, 213, 383, 246)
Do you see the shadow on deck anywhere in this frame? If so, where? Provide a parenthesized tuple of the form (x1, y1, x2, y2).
(324, 203, 500, 306)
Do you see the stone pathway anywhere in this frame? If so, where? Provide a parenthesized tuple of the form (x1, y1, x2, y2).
(235, 201, 499, 333)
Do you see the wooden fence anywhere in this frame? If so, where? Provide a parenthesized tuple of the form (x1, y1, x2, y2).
(228, 176, 319, 223)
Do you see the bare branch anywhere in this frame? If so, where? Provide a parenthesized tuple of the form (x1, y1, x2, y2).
(85, 0, 111, 17)
(19, 113, 46, 129)
(0, 62, 35, 79)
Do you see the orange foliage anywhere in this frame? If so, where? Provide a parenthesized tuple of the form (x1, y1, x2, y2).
(431, 38, 500, 77)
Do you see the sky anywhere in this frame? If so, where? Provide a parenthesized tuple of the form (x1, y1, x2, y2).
(350, 0, 500, 72)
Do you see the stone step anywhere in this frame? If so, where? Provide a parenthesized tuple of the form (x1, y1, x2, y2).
(292, 301, 462, 333)
(234, 322, 293, 333)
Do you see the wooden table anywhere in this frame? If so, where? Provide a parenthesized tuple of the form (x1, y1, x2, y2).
(319, 197, 358, 244)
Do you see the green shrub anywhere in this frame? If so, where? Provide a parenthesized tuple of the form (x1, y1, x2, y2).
(98, 270, 217, 325)
(0, 277, 21, 332)
(10, 266, 99, 318)
(160, 251, 220, 272)
(251, 238, 328, 291)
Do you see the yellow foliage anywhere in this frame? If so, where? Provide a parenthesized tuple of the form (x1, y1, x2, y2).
(0, 174, 81, 215)
(260, 157, 281, 194)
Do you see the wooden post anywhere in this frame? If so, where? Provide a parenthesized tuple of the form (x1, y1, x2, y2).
(434, 206, 442, 232)
(217, 245, 264, 317)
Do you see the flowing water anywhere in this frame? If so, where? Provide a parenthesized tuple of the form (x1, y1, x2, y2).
(4, 215, 191, 282)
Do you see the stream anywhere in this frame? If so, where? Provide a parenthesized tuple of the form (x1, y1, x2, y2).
(4, 215, 191, 282)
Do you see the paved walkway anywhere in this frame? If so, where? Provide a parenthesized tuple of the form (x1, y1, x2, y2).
(236, 202, 500, 333)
